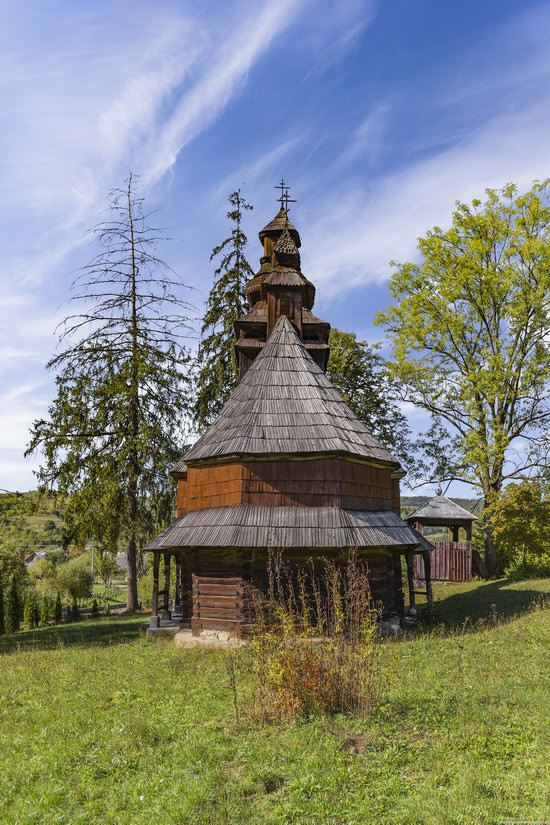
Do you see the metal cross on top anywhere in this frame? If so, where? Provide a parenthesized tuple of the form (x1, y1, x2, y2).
(275, 178, 296, 215)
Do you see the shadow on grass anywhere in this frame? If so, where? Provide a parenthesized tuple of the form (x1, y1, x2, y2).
(434, 579, 548, 628)
(0, 613, 146, 654)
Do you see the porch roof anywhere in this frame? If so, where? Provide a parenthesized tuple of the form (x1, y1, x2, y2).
(144, 505, 433, 553)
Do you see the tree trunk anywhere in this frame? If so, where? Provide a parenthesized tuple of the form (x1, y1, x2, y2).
(481, 476, 502, 575)
(126, 537, 139, 611)
(482, 520, 498, 575)
(125, 176, 141, 614)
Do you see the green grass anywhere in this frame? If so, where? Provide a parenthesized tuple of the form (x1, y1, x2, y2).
(423, 576, 550, 627)
(0, 580, 549, 824)
(91, 582, 126, 605)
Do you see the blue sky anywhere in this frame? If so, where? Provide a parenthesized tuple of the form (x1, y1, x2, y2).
(1, 0, 549, 492)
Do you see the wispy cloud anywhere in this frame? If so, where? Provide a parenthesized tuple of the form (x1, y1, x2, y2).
(143, 0, 308, 185)
(307, 97, 550, 295)
(0, 0, 318, 488)
(301, 0, 375, 82)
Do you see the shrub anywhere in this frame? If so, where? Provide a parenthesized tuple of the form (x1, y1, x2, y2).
(247, 550, 380, 721)
(492, 481, 550, 577)
(91, 598, 99, 616)
(70, 595, 79, 622)
(506, 551, 550, 580)
(137, 566, 154, 608)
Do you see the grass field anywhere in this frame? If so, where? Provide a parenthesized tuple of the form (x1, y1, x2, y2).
(1, 578, 549, 824)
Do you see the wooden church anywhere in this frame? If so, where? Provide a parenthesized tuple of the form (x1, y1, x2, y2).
(145, 192, 432, 637)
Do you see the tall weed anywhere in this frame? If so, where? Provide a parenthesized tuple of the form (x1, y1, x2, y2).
(246, 549, 380, 720)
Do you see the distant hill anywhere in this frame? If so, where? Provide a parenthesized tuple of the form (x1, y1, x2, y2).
(401, 496, 482, 515)
(0, 490, 66, 554)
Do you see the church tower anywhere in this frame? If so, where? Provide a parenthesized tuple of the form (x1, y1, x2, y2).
(145, 184, 433, 639)
(235, 184, 330, 376)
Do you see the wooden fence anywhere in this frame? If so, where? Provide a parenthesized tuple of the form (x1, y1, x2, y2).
(414, 541, 472, 583)
(191, 575, 244, 638)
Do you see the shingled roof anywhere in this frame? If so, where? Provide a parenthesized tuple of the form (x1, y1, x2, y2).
(259, 207, 301, 246)
(407, 495, 477, 523)
(144, 506, 432, 551)
(183, 315, 399, 466)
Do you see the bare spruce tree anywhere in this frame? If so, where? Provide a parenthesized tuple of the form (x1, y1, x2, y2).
(195, 189, 253, 429)
(27, 175, 194, 610)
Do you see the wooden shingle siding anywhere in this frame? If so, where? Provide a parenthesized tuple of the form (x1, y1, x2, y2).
(176, 458, 394, 517)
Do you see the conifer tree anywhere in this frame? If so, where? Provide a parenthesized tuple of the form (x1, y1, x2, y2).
(195, 190, 253, 429)
(54, 592, 63, 625)
(0, 582, 5, 635)
(27, 175, 194, 611)
(6, 578, 20, 633)
(23, 593, 35, 630)
(40, 594, 51, 626)
(71, 595, 79, 622)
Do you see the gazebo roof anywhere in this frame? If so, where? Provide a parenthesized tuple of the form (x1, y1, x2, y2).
(183, 315, 399, 467)
(407, 495, 477, 524)
(144, 505, 433, 552)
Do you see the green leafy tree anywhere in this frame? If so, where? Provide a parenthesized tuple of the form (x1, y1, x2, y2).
(56, 556, 93, 602)
(327, 328, 413, 471)
(26, 175, 194, 610)
(54, 592, 63, 625)
(29, 557, 58, 596)
(195, 189, 253, 429)
(95, 548, 118, 591)
(377, 182, 550, 570)
(491, 480, 550, 575)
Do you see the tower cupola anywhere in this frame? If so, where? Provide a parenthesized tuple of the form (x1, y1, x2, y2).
(235, 182, 330, 375)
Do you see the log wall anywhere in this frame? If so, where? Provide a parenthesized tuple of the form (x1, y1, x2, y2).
(177, 459, 394, 517)
(176, 546, 404, 623)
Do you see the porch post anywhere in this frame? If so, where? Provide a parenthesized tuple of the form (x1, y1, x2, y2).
(452, 525, 459, 543)
(150, 552, 160, 629)
(161, 552, 171, 621)
(405, 553, 415, 609)
(423, 550, 434, 609)
(174, 555, 182, 615)
(465, 522, 472, 542)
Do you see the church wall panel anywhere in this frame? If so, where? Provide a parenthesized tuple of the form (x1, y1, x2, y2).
(179, 458, 394, 514)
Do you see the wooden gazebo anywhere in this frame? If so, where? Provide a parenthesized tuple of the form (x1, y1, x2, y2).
(407, 494, 480, 585)
(145, 197, 432, 638)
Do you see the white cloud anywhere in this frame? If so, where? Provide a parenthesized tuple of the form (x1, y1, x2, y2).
(143, 0, 307, 185)
(306, 98, 550, 295)
(0, 0, 315, 489)
(215, 136, 304, 202)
